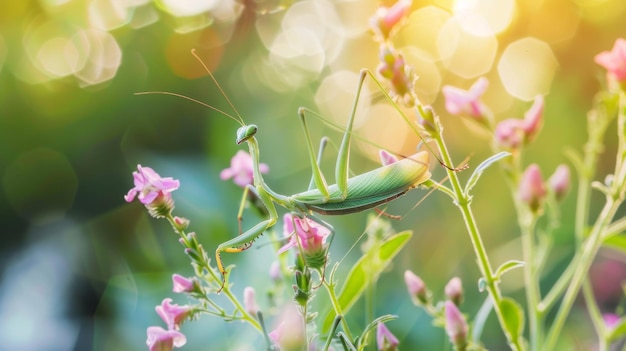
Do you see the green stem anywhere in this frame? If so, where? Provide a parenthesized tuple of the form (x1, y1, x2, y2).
(323, 280, 353, 341)
(543, 195, 620, 350)
(165, 214, 262, 332)
(433, 135, 524, 350)
(520, 214, 541, 350)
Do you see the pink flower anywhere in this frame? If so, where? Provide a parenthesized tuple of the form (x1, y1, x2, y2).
(520, 95, 544, 142)
(146, 326, 186, 351)
(377, 44, 414, 105)
(548, 164, 570, 201)
(442, 77, 488, 118)
(519, 164, 546, 213)
(243, 286, 259, 316)
(379, 149, 399, 166)
(268, 305, 305, 350)
(495, 96, 544, 149)
(279, 214, 330, 252)
(444, 301, 468, 348)
(155, 298, 191, 330)
(494, 118, 524, 149)
(370, 0, 412, 41)
(172, 274, 194, 293)
(125, 165, 179, 204)
(604, 313, 621, 330)
(595, 38, 626, 82)
(220, 150, 269, 187)
(444, 277, 463, 306)
(404, 270, 428, 304)
(279, 214, 331, 269)
(376, 323, 399, 351)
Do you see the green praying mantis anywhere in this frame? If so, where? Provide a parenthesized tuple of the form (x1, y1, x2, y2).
(140, 51, 441, 288)
(212, 70, 434, 287)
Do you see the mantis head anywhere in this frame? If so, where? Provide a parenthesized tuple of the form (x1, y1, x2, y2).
(236, 124, 258, 144)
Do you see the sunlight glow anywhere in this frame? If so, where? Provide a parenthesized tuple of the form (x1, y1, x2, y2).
(452, 0, 516, 37)
(437, 17, 497, 78)
(498, 37, 558, 100)
(314, 70, 371, 130)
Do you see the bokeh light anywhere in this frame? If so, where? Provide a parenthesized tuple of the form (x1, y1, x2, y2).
(498, 37, 558, 100)
(2, 0, 626, 350)
(452, 0, 516, 37)
(438, 16, 498, 78)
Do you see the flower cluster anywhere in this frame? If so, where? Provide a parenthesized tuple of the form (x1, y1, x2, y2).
(124, 165, 180, 218)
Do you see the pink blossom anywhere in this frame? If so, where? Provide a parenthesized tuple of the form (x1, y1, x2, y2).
(548, 164, 570, 201)
(377, 44, 414, 104)
(243, 286, 259, 316)
(595, 38, 626, 82)
(444, 277, 463, 306)
(444, 301, 468, 348)
(155, 298, 191, 330)
(379, 149, 399, 166)
(376, 323, 399, 351)
(494, 118, 524, 149)
(124, 165, 179, 205)
(604, 313, 621, 330)
(220, 150, 269, 187)
(404, 270, 427, 304)
(268, 305, 305, 350)
(520, 95, 544, 142)
(278, 214, 330, 255)
(146, 326, 186, 351)
(442, 77, 488, 118)
(370, 0, 412, 41)
(519, 164, 546, 212)
(172, 274, 194, 293)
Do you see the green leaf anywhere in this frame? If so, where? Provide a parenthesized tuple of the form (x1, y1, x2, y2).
(602, 233, 626, 253)
(464, 152, 511, 196)
(499, 298, 524, 344)
(321, 231, 412, 331)
(355, 314, 397, 349)
(494, 260, 525, 281)
(472, 297, 493, 343)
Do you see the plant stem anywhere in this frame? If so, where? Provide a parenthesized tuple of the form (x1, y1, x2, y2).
(543, 195, 621, 350)
(433, 135, 525, 350)
(323, 280, 353, 341)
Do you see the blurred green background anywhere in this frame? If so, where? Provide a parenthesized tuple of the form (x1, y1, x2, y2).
(1, 0, 626, 350)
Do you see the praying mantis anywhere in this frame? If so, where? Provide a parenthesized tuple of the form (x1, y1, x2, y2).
(140, 51, 435, 287)
(212, 69, 433, 286)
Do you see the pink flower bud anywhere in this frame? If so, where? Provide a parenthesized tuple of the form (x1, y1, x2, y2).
(595, 38, 626, 82)
(172, 274, 195, 293)
(173, 216, 190, 231)
(369, 0, 412, 41)
(146, 326, 186, 351)
(269, 261, 282, 282)
(404, 270, 428, 304)
(444, 277, 463, 306)
(444, 301, 468, 349)
(548, 164, 570, 201)
(519, 164, 546, 213)
(243, 286, 259, 316)
(376, 322, 399, 351)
